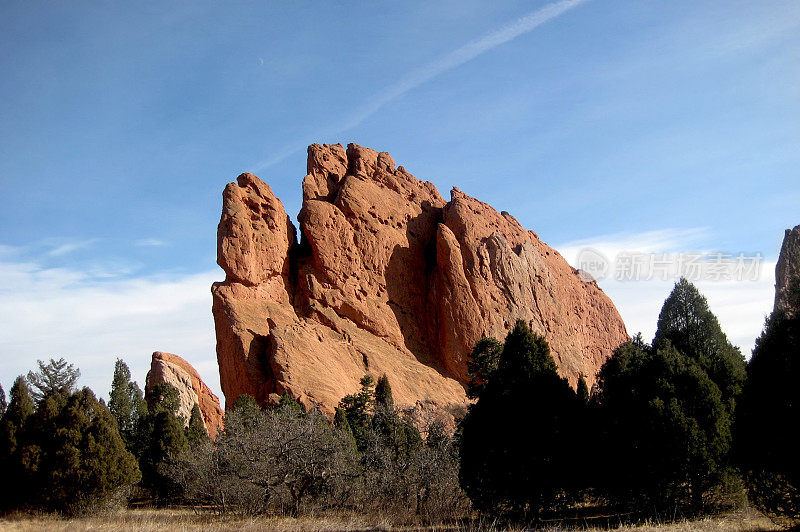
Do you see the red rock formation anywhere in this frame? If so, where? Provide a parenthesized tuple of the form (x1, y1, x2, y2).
(145, 351, 224, 439)
(212, 143, 628, 415)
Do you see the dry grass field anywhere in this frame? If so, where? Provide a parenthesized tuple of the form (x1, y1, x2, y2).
(0, 508, 781, 531)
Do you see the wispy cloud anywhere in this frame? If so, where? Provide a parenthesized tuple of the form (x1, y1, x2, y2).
(0, 246, 220, 405)
(555, 229, 776, 358)
(47, 238, 99, 257)
(135, 238, 169, 248)
(253, 0, 590, 171)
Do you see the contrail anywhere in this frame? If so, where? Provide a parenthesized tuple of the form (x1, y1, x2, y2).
(253, 0, 589, 171)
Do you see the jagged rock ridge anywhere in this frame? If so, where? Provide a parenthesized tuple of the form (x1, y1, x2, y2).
(145, 351, 224, 439)
(212, 143, 629, 415)
(775, 224, 800, 317)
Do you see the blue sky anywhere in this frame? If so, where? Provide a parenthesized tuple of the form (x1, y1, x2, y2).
(1, 1, 798, 402)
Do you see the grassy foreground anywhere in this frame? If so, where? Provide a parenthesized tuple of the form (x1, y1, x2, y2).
(0, 508, 780, 531)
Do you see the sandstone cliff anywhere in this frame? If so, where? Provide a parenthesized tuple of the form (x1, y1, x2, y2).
(212, 143, 628, 415)
(775, 224, 800, 317)
(145, 351, 224, 439)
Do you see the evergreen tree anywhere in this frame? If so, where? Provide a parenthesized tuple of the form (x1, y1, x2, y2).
(146, 382, 181, 415)
(185, 404, 209, 447)
(138, 383, 188, 504)
(0, 376, 35, 455)
(597, 338, 734, 511)
(466, 337, 503, 399)
(375, 374, 394, 410)
(333, 407, 355, 445)
(338, 375, 375, 451)
(737, 306, 800, 523)
(229, 394, 263, 429)
(27, 358, 80, 402)
(653, 278, 746, 411)
(0, 376, 36, 511)
(29, 388, 140, 514)
(108, 358, 146, 449)
(278, 393, 307, 418)
(371, 376, 422, 464)
(459, 321, 581, 519)
(0, 384, 6, 418)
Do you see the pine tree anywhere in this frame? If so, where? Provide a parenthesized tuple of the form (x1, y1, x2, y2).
(653, 278, 746, 411)
(278, 393, 307, 418)
(597, 337, 734, 511)
(466, 337, 503, 399)
(460, 321, 581, 519)
(27, 358, 80, 402)
(1, 376, 35, 453)
(0, 376, 36, 510)
(108, 358, 146, 449)
(146, 382, 181, 415)
(333, 407, 355, 442)
(31, 388, 140, 514)
(186, 404, 209, 446)
(338, 375, 375, 451)
(0, 384, 6, 418)
(737, 307, 800, 523)
(138, 383, 188, 504)
(375, 374, 393, 410)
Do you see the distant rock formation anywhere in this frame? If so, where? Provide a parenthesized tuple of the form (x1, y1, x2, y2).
(212, 143, 628, 415)
(775, 225, 800, 317)
(145, 351, 224, 439)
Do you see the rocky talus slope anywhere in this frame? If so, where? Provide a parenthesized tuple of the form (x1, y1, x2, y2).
(212, 143, 628, 415)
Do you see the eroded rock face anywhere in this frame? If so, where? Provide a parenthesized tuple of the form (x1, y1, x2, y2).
(145, 351, 224, 439)
(775, 225, 800, 316)
(212, 143, 629, 415)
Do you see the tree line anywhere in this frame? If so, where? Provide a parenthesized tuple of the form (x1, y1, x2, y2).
(459, 277, 800, 526)
(0, 276, 798, 526)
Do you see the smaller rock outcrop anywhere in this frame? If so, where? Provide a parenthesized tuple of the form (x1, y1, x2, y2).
(775, 225, 800, 317)
(145, 351, 224, 439)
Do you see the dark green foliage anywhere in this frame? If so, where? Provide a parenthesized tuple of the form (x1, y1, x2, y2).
(185, 404, 209, 447)
(146, 382, 180, 415)
(137, 383, 188, 504)
(108, 358, 146, 450)
(653, 278, 746, 412)
(338, 375, 375, 451)
(0, 384, 6, 418)
(466, 337, 503, 399)
(278, 393, 307, 417)
(459, 321, 582, 519)
(1, 381, 139, 515)
(595, 282, 745, 513)
(333, 406, 350, 430)
(231, 393, 264, 429)
(0, 377, 36, 511)
(27, 358, 80, 402)
(737, 309, 800, 522)
(3, 376, 34, 429)
(375, 374, 394, 410)
(597, 340, 732, 510)
(27, 388, 140, 514)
